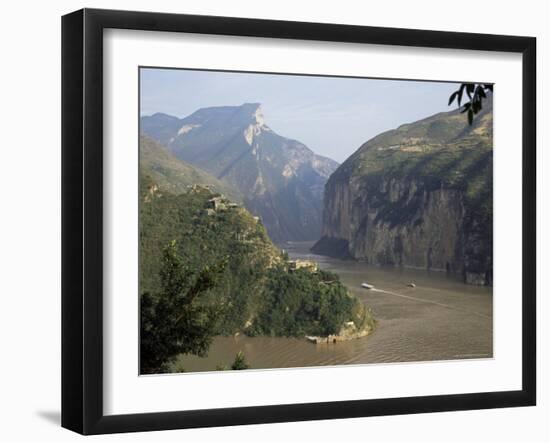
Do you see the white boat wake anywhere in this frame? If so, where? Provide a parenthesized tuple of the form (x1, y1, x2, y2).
(368, 288, 491, 320)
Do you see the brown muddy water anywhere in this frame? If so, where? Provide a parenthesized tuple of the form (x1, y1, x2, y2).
(175, 241, 493, 372)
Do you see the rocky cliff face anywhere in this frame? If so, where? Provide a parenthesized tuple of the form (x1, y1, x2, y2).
(313, 102, 493, 285)
(141, 104, 338, 242)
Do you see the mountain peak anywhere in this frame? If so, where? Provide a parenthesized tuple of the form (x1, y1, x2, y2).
(246, 103, 265, 127)
(241, 102, 262, 110)
(140, 103, 339, 242)
(241, 102, 263, 121)
(150, 112, 180, 121)
(178, 103, 264, 129)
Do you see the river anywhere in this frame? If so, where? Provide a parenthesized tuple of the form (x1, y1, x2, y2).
(175, 241, 493, 372)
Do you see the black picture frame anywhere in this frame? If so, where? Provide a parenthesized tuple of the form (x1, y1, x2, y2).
(62, 8, 537, 435)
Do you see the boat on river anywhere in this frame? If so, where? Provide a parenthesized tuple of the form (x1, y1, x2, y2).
(361, 282, 374, 289)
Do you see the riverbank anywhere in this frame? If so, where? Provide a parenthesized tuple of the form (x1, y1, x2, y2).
(305, 301, 376, 344)
(306, 323, 372, 344)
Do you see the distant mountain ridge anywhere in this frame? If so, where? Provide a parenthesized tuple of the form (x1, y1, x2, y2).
(141, 103, 338, 242)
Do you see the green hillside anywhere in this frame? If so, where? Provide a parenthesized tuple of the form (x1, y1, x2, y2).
(140, 135, 241, 201)
(337, 104, 492, 209)
(140, 176, 373, 372)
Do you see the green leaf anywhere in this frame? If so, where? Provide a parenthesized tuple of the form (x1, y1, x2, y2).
(448, 91, 458, 106)
(472, 99, 482, 114)
(457, 84, 466, 106)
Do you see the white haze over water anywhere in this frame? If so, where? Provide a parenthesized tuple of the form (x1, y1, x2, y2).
(140, 68, 460, 163)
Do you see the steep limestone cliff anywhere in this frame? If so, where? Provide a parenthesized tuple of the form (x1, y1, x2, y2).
(312, 102, 493, 285)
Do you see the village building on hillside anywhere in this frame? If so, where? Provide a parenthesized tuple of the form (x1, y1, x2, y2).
(188, 184, 212, 194)
(288, 259, 318, 273)
(205, 196, 241, 215)
(207, 196, 226, 211)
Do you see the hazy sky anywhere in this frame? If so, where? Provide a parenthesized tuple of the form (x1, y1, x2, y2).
(140, 68, 459, 163)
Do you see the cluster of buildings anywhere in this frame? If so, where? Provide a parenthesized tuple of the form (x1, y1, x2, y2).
(288, 259, 318, 273)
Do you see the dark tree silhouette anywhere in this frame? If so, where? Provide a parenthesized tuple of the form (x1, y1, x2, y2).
(449, 83, 493, 125)
(140, 240, 227, 374)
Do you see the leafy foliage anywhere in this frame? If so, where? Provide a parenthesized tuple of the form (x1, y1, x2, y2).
(140, 241, 225, 374)
(448, 83, 493, 125)
(231, 351, 250, 370)
(250, 267, 366, 337)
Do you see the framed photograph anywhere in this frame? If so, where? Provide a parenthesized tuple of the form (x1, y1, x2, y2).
(62, 8, 536, 435)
